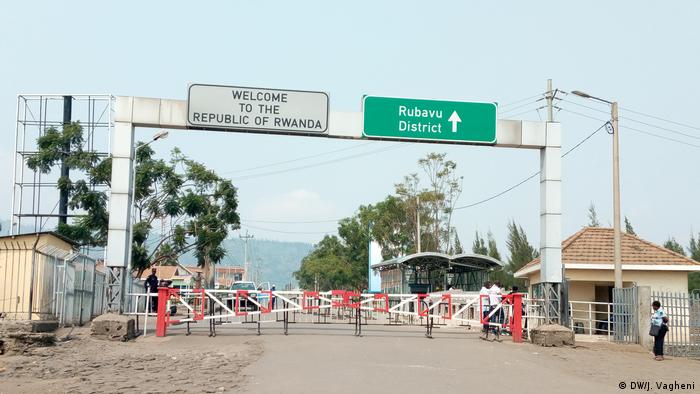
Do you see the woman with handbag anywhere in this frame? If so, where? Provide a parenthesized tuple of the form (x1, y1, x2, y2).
(650, 300, 669, 361)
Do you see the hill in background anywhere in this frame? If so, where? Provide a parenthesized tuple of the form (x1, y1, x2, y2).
(179, 237, 313, 289)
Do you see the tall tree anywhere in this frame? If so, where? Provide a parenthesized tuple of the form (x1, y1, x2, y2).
(624, 216, 636, 235)
(505, 220, 539, 287)
(689, 234, 700, 261)
(663, 238, 685, 255)
(26, 122, 108, 246)
(417, 153, 463, 253)
(294, 236, 355, 291)
(486, 231, 502, 261)
(689, 234, 700, 292)
(587, 203, 600, 227)
(26, 123, 240, 285)
(453, 232, 464, 254)
(472, 231, 488, 255)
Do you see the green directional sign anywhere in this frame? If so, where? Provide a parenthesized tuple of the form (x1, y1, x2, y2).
(362, 96, 497, 144)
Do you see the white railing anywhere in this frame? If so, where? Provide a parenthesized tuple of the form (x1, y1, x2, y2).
(521, 298, 614, 341)
(568, 301, 613, 340)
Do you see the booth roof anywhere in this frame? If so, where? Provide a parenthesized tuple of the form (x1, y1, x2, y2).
(372, 252, 504, 271)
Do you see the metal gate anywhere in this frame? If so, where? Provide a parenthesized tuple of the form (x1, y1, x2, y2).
(652, 291, 700, 359)
(612, 287, 638, 343)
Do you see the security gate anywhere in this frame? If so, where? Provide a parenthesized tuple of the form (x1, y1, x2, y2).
(612, 287, 638, 343)
(652, 291, 700, 359)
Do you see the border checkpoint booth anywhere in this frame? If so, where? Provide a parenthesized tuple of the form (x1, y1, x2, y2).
(371, 252, 505, 294)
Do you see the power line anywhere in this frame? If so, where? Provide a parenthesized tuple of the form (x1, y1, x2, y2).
(559, 98, 700, 141)
(620, 106, 700, 132)
(558, 107, 700, 149)
(232, 143, 407, 181)
(499, 99, 545, 116)
(501, 106, 546, 119)
(220, 141, 375, 175)
(499, 93, 545, 109)
(241, 223, 336, 235)
(244, 218, 341, 224)
(453, 122, 609, 211)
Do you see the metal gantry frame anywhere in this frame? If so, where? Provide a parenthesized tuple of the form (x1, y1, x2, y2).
(103, 96, 563, 320)
(10, 94, 114, 236)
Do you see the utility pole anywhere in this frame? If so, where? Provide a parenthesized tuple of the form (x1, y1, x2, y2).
(546, 79, 554, 122)
(612, 101, 622, 288)
(240, 231, 254, 281)
(416, 195, 421, 253)
(58, 96, 72, 226)
(571, 90, 622, 289)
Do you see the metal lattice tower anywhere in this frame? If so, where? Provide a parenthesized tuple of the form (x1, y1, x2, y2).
(10, 94, 113, 239)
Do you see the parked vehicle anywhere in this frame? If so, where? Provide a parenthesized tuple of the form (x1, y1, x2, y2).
(227, 281, 257, 311)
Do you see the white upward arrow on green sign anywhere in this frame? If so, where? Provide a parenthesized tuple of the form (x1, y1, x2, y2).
(448, 111, 461, 132)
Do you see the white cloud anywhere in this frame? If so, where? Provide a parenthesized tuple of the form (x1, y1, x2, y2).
(251, 188, 336, 221)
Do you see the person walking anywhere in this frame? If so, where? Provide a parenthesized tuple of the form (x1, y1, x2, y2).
(145, 268, 159, 313)
(479, 281, 492, 340)
(650, 300, 669, 361)
(488, 281, 503, 341)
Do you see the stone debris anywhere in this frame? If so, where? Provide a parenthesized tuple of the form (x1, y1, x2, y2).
(0, 320, 58, 355)
(529, 324, 575, 347)
(90, 313, 136, 341)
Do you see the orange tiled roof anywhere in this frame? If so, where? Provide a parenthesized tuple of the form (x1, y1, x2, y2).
(516, 227, 699, 275)
(139, 265, 181, 280)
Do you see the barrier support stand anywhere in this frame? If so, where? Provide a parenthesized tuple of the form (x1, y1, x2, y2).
(512, 293, 523, 343)
(155, 287, 169, 337)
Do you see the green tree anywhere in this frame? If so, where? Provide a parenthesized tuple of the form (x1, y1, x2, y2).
(26, 123, 240, 285)
(486, 231, 502, 261)
(587, 203, 600, 227)
(504, 220, 539, 287)
(663, 238, 685, 255)
(293, 236, 355, 290)
(472, 231, 488, 255)
(624, 216, 635, 235)
(26, 122, 108, 246)
(452, 232, 464, 254)
(417, 153, 463, 253)
(689, 234, 700, 292)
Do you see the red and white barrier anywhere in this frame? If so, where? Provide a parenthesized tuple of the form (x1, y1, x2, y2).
(149, 288, 524, 342)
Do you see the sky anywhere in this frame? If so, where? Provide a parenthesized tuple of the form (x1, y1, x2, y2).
(1, 1, 699, 258)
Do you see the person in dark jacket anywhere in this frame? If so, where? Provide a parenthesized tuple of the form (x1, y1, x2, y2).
(145, 268, 159, 313)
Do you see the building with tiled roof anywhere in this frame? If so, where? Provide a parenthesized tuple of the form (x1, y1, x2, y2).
(185, 265, 244, 289)
(515, 227, 700, 301)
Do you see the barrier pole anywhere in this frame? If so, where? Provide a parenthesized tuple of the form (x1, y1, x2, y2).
(512, 293, 523, 343)
(155, 287, 169, 337)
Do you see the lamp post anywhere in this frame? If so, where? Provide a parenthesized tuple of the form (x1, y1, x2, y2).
(571, 91, 622, 289)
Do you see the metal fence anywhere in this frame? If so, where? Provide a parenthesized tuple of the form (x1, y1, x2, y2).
(652, 291, 700, 359)
(0, 242, 107, 325)
(612, 287, 638, 343)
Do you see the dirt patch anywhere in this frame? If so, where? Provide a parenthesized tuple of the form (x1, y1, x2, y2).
(0, 327, 263, 393)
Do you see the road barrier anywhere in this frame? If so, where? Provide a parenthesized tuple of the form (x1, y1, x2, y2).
(145, 288, 524, 341)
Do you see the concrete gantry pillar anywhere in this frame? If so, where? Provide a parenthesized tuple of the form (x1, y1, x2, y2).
(105, 98, 135, 312)
(539, 122, 563, 323)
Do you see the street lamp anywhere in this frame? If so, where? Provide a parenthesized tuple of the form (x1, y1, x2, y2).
(571, 90, 622, 289)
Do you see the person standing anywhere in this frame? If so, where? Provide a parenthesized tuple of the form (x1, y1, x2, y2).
(488, 281, 503, 341)
(650, 300, 669, 361)
(145, 268, 159, 313)
(479, 281, 492, 340)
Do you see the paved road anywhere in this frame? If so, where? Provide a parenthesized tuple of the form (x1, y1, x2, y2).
(238, 323, 699, 394)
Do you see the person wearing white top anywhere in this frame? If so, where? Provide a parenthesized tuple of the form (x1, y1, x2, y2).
(487, 282, 503, 341)
(479, 281, 492, 339)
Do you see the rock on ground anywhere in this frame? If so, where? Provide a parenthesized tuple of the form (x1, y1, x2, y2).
(90, 313, 136, 341)
(529, 324, 575, 347)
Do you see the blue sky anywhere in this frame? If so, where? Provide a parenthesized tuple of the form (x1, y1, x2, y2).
(1, 1, 699, 256)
